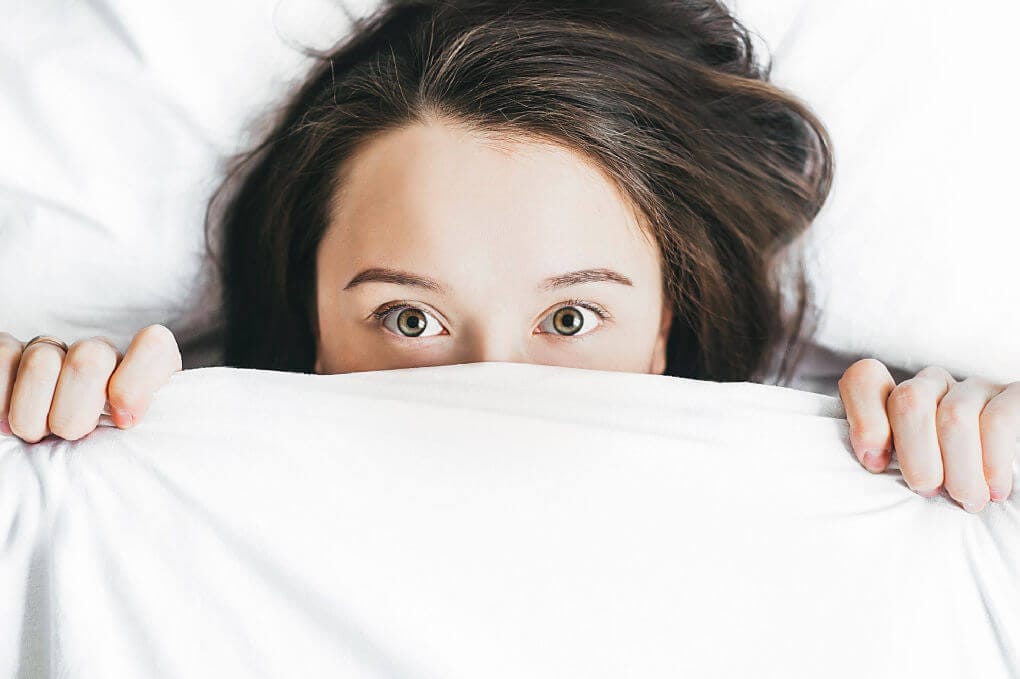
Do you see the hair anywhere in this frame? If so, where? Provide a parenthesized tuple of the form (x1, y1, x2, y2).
(205, 0, 833, 385)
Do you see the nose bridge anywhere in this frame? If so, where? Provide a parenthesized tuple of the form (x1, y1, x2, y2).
(458, 313, 529, 365)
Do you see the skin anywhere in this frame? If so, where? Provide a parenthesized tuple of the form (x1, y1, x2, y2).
(0, 118, 1016, 514)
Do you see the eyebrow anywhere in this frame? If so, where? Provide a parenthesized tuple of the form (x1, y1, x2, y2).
(343, 266, 634, 294)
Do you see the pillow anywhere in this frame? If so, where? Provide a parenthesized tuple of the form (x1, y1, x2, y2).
(735, 0, 1020, 383)
(3, 362, 1018, 677)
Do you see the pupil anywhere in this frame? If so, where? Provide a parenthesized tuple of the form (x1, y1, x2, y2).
(398, 309, 426, 336)
(556, 308, 582, 335)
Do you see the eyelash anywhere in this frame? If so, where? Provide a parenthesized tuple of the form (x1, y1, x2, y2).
(370, 299, 612, 341)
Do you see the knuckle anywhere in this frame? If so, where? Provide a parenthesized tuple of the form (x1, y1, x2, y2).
(64, 341, 116, 379)
(916, 365, 953, 381)
(852, 358, 886, 373)
(150, 325, 182, 366)
(136, 324, 182, 371)
(979, 405, 1011, 432)
(840, 358, 886, 385)
(886, 384, 925, 418)
(962, 375, 995, 390)
(138, 324, 176, 349)
(935, 402, 969, 430)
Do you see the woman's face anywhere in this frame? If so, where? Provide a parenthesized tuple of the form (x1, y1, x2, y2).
(314, 118, 673, 375)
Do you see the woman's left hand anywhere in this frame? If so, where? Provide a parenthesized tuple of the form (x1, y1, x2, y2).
(838, 359, 1020, 512)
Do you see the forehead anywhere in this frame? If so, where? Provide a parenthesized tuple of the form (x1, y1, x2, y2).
(324, 119, 660, 287)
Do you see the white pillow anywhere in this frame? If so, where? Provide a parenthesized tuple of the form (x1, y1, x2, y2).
(3, 362, 1018, 677)
(736, 0, 1020, 383)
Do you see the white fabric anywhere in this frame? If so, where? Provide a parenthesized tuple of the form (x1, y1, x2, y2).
(3, 362, 1019, 678)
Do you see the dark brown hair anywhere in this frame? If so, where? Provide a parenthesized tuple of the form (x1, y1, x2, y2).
(207, 0, 833, 384)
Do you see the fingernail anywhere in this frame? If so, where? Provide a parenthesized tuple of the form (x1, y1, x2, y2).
(962, 501, 985, 513)
(112, 407, 134, 429)
(917, 486, 942, 498)
(862, 450, 885, 472)
(0, 418, 10, 436)
(990, 488, 1008, 502)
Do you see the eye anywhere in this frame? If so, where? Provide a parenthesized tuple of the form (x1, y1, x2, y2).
(537, 301, 608, 338)
(372, 304, 446, 338)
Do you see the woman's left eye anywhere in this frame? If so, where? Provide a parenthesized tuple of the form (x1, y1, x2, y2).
(537, 301, 608, 338)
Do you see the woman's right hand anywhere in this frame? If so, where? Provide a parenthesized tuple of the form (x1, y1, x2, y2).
(0, 324, 182, 443)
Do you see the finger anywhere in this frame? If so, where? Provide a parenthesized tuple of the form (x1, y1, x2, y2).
(47, 337, 122, 441)
(0, 333, 24, 436)
(935, 377, 1001, 512)
(106, 325, 182, 428)
(981, 382, 1020, 503)
(887, 366, 955, 498)
(8, 340, 66, 443)
(838, 358, 897, 472)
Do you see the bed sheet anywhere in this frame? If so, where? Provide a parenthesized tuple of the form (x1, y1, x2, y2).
(2, 362, 1018, 678)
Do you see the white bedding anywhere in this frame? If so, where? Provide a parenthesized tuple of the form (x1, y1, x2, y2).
(3, 362, 1018, 678)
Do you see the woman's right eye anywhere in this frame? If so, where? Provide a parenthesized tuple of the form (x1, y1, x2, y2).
(373, 305, 447, 339)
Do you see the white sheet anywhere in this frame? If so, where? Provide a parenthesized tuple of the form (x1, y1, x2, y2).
(2, 363, 1018, 678)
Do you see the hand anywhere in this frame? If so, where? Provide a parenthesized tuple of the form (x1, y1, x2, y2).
(0, 325, 182, 443)
(838, 359, 1020, 512)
